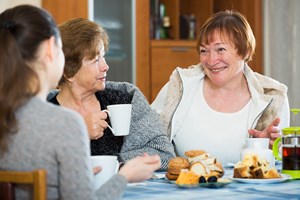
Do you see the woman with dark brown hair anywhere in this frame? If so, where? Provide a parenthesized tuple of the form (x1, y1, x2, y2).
(0, 5, 161, 200)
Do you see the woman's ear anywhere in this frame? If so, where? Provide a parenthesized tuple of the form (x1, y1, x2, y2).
(63, 73, 75, 85)
(244, 51, 251, 62)
(44, 36, 56, 62)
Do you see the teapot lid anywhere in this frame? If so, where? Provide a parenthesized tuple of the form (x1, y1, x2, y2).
(282, 127, 300, 135)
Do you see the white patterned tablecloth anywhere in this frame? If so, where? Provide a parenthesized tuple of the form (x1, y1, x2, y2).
(122, 167, 300, 200)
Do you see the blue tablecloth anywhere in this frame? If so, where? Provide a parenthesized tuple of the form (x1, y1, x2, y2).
(122, 168, 300, 200)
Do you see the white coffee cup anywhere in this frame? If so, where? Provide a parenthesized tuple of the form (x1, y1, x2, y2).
(90, 155, 119, 190)
(105, 104, 132, 136)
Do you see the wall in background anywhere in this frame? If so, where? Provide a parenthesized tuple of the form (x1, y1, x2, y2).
(264, 0, 300, 110)
(0, 0, 41, 13)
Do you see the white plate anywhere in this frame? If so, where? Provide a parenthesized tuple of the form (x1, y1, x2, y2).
(230, 174, 291, 184)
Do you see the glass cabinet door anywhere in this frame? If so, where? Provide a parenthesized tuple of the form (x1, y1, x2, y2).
(89, 0, 135, 83)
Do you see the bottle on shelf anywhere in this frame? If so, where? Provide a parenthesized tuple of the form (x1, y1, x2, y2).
(188, 14, 196, 40)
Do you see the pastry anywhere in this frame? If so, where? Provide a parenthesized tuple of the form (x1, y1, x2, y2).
(175, 170, 199, 185)
(186, 150, 224, 178)
(233, 166, 252, 178)
(166, 157, 189, 180)
(184, 150, 209, 163)
(166, 150, 225, 181)
(264, 167, 281, 179)
(250, 167, 264, 179)
(189, 162, 207, 176)
(207, 162, 224, 177)
(233, 154, 281, 179)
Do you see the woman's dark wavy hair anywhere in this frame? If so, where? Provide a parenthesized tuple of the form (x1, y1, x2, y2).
(0, 4, 60, 153)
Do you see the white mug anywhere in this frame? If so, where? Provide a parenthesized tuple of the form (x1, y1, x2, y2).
(90, 155, 119, 190)
(105, 104, 132, 136)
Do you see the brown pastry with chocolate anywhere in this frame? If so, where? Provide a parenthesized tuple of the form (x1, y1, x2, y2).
(233, 165, 252, 178)
(233, 154, 281, 179)
(166, 157, 189, 180)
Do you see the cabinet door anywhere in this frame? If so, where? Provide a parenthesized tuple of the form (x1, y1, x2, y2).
(150, 42, 199, 102)
(42, 0, 88, 24)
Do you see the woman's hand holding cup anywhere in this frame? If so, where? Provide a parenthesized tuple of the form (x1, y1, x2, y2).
(83, 111, 109, 140)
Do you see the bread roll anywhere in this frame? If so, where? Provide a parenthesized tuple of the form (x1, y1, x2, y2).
(166, 157, 189, 180)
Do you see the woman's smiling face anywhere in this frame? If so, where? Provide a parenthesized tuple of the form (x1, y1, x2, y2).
(199, 30, 246, 87)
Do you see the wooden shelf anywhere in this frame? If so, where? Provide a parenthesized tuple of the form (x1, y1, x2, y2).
(151, 40, 197, 47)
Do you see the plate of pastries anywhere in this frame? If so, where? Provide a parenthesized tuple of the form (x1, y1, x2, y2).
(231, 154, 291, 183)
(166, 150, 231, 188)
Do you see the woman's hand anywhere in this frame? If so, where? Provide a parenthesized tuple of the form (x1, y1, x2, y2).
(118, 153, 161, 183)
(93, 166, 102, 175)
(248, 117, 281, 145)
(83, 111, 109, 140)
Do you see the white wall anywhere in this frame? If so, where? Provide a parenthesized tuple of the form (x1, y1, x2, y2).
(0, 0, 41, 13)
(264, 0, 300, 109)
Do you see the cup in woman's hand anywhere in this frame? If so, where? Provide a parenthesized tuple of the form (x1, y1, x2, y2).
(90, 155, 119, 190)
(105, 104, 132, 136)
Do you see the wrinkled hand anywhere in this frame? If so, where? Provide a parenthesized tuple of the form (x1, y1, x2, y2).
(248, 117, 281, 146)
(118, 153, 161, 183)
(83, 111, 108, 140)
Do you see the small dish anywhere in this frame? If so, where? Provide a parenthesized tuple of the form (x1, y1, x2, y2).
(175, 178, 232, 188)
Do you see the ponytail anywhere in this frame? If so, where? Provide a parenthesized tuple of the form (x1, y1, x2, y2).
(0, 5, 59, 154)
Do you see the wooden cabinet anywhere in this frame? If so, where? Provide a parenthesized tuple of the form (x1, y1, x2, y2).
(42, 0, 88, 24)
(151, 40, 199, 101)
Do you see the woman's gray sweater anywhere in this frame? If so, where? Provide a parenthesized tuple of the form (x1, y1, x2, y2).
(47, 81, 175, 170)
(0, 97, 127, 200)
